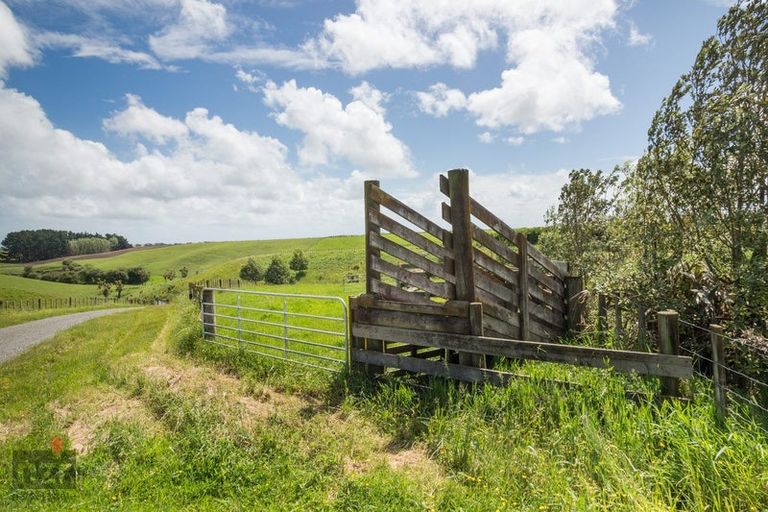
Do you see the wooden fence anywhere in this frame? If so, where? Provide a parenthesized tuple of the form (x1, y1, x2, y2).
(0, 296, 140, 311)
(351, 169, 692, 393)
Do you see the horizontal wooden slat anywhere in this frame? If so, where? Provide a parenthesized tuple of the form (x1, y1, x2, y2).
(370, 210, 451, 261)
(441, 203, 519, 266)
(371, 256, 452, 299)
(528, 264, 565, 297)
(354, 348, 518, 386)
(385, 342, 417, 355)
(528, 301, 565, 330)
(475, 269, 517, 306)
(526, 243, 565, 281)
(355, 306, 471, 334)
(483, 313, 521, 339)
(529, 280, 566, 313)
(411, 348, 445, 360)
(476, 287, 514, 316)
(370, 279, 434, 305)
(474, 250, 518, 284)
(354, 294, 469, 317)
(369, 185, 449, 244)
(351, 324, 694, 378)
(370, 231, 455, 284)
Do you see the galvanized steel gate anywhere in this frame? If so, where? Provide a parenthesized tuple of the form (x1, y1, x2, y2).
(200, 288, 349, 372)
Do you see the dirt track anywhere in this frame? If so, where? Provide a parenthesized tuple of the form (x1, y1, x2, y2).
(0, 309, 136, 363)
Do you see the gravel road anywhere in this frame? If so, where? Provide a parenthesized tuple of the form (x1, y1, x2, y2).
(0, 309, 135, 364)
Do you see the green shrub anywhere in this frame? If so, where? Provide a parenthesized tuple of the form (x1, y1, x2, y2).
(264, 257, 290, 284)
(239, 257, 263, 283)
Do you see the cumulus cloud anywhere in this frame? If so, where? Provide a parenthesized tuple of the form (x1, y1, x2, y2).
(103, 94, 188, 144)
(506, 136, 524, 146)
(263, 80, 415, 177)
(0, 2, 35, 77)
(416, 83, 467, 118)
(0, 82, 368, 240)
(478, 132, 494, 144)
(149, 0, 230, 60)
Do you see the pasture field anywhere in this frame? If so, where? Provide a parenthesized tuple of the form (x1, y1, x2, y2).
(0, 304, 766, 510)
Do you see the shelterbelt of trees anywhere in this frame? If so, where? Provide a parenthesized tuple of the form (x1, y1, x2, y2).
(1, 229, 132, 263)
(542, 1, 767, 339)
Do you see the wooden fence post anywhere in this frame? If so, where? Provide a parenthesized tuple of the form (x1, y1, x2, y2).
(516, 232, 530, 341)
(637, 302, 648, 350)
(614, 300, 624, 339)
(710, 324, 727, 424)
(565, 275, 584, 338)
(364, 180, 384, 374)
(447, 169, 479, 366)
(597, 293, 608, 344)
(202, 289, 216, 340)
(657, 310, 680, 397)
(466, 302, 486, 368)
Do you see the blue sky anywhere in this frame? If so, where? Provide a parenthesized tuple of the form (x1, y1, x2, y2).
(0, 0, 732, 243)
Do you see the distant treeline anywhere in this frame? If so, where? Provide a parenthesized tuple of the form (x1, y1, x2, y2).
(1, 229, 131, 262)
(24, 260, 150, 285)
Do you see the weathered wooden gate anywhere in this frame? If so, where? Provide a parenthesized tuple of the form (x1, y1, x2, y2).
(351, 169, 692, 386)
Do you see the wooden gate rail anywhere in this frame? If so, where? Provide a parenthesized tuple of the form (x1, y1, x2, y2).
(350, 296, 693, 383)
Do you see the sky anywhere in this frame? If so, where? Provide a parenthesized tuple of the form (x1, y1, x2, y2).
(0, 0, 733, 244)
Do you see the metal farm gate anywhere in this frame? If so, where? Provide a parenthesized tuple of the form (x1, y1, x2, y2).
(200, 288, 349, 372)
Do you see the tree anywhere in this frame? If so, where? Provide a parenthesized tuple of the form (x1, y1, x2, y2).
(163, 269, 177, 281)
(179, 266, 189, 278)
(289, 250, 309, 272)
(114, 280, 124, 299)
(239, 258, 263, 283)
(633, 0, 768, 326)
(264, 257, 290, 284)
(97, 280, 112, 299)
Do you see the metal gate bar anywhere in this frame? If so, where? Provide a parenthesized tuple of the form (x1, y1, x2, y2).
(200, 288, 349, 372)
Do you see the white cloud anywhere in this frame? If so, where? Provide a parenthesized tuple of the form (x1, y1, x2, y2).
(628, 22, 652, 46)
(506, 136, 524, 146)
(103, 94, 188, 144)
(234, 66, 264, 92)
(149, 0, 230, 60)
(35, 32, 172, 70)
(416, 83, 467, 118)
(0, 1, 35, 77)
(552, 136, 569, 144)
(263, 79, 415, 178)
(0, 82, 368, 240)
(478, 132, 494, 144)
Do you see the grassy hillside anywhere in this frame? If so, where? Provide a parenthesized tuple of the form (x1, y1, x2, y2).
(1, 304, 766, 510)
(0, 236, 366, 303)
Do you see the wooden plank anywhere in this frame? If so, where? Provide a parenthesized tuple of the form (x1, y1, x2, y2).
(354, 294, 469, 317)
(411, 348, 446, 360)
(483, 313, 521, 339)
(658, 310, 681, 396)
(369, 209, 451, 261)
(527, 242, 565, 281)
(474, 250, 518, 284)
(385, 343, 418, 355)
(365, 180, 381, 295)
(528, 301, 565, 330)
(517, 232, 530, 340)
(369, 184, 449, 244)
(369, 231, 455, 283)
(351, 324, 694, 378)
(442, 203, 519, 266)
(371, 256, 452, 299)
(475, 269, 517, 306)
(528, 265, 565, 297)
(566, 275, 585, 337)
(354, 307, 471, 334)
(353, 348, 518, 386)
(370, 279, 434, 305)
(528, 280, 566, 313)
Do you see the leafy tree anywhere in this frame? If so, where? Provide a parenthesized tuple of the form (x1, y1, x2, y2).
(97, 280, 112, 299)
(163, 269, 177, 281)
(264, 257, 290, 285)
(179, 266, 189, 278)
(126, 267, 150, 285)
(239, 258, 263, 283)
(114, 280, 124, 299)
(289, 250, 309, 272)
